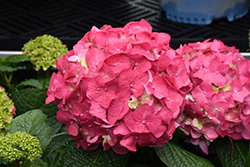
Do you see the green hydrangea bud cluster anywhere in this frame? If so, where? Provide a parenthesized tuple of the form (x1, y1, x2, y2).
(22, 34, 68, 71)
(0, 131, 42, 162)
(0, 86, 15, 137)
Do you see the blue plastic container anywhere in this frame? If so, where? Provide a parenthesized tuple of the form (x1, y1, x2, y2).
(159, 0, 249, 25)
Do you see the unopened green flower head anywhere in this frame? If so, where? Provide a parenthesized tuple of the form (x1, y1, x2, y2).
(22, 34, 68, 71)
(0, 86, 15, 137)
(0, 131, 42, 162)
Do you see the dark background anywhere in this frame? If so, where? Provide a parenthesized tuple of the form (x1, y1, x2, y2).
(0, 0, 249, 51)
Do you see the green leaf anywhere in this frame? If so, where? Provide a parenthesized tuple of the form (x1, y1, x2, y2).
(6, 109, 51, 151)
(216, 138, 249, 167)
(0, 156, 9, 164)
(4, 54, 31, 63)
(48, 116, 62, 136)
(244, 143, 250, 167)
(21, 157, 48, 167)
(43, 133, 128, 167)
(155, 141, 214, 167)
(16, 78, 43, 89)
(11, 88, 50, 115)
(0, 64, 17, 72)
(11, 88, 61, 137)
(40, 101, 58, 118)
(37, 77, 51, 89)
(40, 101, 61, 136)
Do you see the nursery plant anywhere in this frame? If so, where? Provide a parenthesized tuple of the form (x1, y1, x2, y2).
(0, 20, 250, 167)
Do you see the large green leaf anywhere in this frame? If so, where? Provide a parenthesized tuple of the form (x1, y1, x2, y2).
(4, 54, 31, 63)
(216, 138, 249, 167)
(10, 88, 55, 115)
(16, 78, 43, 89)
(6, 109, 51, 151)
(10, 88, 61, 136)
(0, 64, 17, 72)
(11, 87, 62, 137)
(42, 133, 128, 167)
(47, 116, 62, 136)
(245, 143, 250, 167)
(21, 157, 48, 167)
(0, 55, 32, 73)
(40, 100, 62, 136)
(40, 101, 58, 118)
(37, 77, 52, 89)
(0, 156, 9, 165)
(155, 141, 214, 167)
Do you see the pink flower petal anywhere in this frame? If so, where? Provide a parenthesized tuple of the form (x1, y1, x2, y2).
(105, 53, 131, 74)
(66, 123, 79, 136)
(86, 48, 105, 73)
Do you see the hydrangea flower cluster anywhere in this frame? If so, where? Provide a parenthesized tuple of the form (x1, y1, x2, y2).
(0, 131, 42, 162)
(46, 19, 250, 154)
(46, 19, 188, 154)
(0, 86, 16, 137)
(176, 39, 250, 154)
(22, 34, 68, 71)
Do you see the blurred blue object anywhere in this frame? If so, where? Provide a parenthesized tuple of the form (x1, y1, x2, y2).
(159, 0, 249, 25)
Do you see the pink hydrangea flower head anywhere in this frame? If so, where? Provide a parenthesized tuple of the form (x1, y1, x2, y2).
(46, 19, 187, 154)
(177, 39, 250, 154)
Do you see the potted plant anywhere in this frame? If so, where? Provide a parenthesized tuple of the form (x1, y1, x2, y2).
(159, 0, 249, 25)
(0, 19, 250, 167)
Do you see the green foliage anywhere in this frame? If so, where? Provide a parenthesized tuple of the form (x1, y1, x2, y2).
(0, 131, 42, 162)
(244, 144, 250, 167)
(155, 141, 214, 167)
(16, 79, 43, 89)
(0, 54, 32, 73)
(0, 54, 31, 73)
(6, 109, 51, 151)
(216, 138, 250, 167)
(10, 88, 62, 137)
(0, 54, 33, 92)
(0, 63, 17, 73)
(22, 34, 68, 71)
(42, 133, 129, 167)
(20, 157, 48, 167)
(11, 88, 51, 115)
(0, 86, 15, 137)
(4, 54, 31, 64)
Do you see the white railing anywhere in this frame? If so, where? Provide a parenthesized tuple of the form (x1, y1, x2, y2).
(0, 51, 250, 59)
(0, 51, 23, 58)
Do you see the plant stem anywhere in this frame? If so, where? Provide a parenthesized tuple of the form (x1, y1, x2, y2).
(45, 69, 50, 77)
(3, 73, 13, 92)
(15, 159, 20, 167)
(0, 72, 13, 91)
